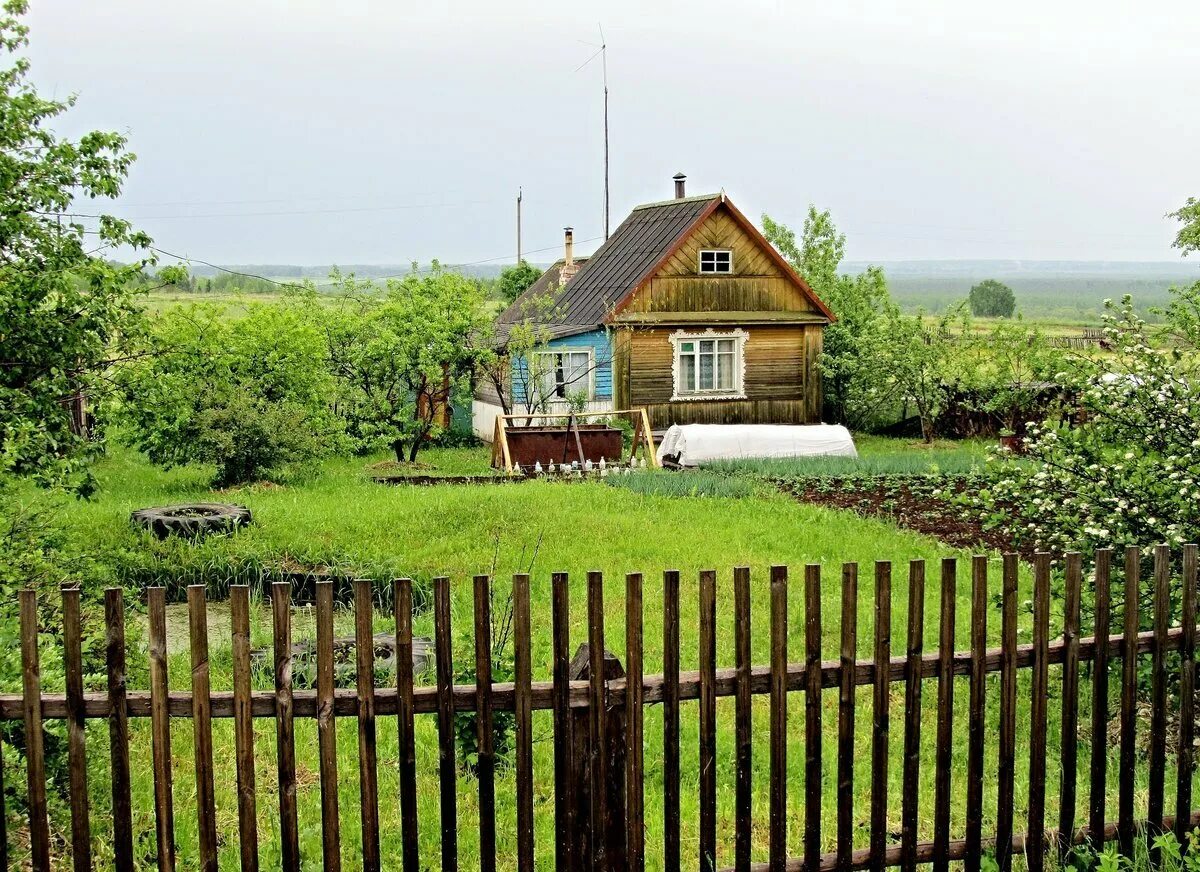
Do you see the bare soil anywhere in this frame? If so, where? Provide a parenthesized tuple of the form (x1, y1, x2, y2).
(779, 477, 1027, 556)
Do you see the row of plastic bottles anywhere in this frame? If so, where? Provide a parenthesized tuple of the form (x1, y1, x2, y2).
(515, 456, 649, 477)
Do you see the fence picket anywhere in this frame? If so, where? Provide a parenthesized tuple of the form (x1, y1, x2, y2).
(230, 585, 258, 872)
(1177, 545, 1198, 842)
(1028, 553, 1052, 872)
(273, 581, 300, 872)
(964, 557, 987, 872)
(104, 588, 134, 872)
(734, 566, 753, 872)
(473, 574, 497, 872)
(1090, 550, 1112, 848)
(770, 565, 789, 872)
(700, 569, 718, 872)
(62, 586, 92, 872)
(588, 570, 609, 872)
(395, 578, 420, 872)
(805, 564, 824, 872)
(515, 573, 535, 872)
(837, 563, 859, 871)
(147, 586, 176, 872)
(1058, 553, 1083, 859)
(664, 568, 682, 872)
(901, 561, 925, 872)
(316, 580, 342, 872)
(1118, 547, 1139, 854)
(626, 572, 645, 872)
(551, 572, 574, 872)
(932, 559, 956, 872)
(187, 585, 218, 872)
(869, 562, 892, 872)
(1148, 544, 1171, 854)
(434, 576, 458, 872)
(996, 555, 1018, 872)
(20, 590, 50, 872)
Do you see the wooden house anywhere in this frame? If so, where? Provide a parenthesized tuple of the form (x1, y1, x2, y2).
(473, 174, 834, 437)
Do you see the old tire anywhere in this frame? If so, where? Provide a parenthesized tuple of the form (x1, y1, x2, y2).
(131, 503, 253, 539)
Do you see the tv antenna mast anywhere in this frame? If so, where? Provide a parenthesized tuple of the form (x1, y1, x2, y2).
(577, 25, 610, 239)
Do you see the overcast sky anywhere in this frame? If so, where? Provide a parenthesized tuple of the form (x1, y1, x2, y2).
(25, 0, 1200, 266)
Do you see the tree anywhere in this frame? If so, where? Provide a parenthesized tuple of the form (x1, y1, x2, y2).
(1169, 197, 1200, 256)
(496, 260, 542, 305)
(0, 0, 152, 494)
(967, 279, 1016, 318)
(879, 308, 966, 443)
(763, 208, 898, 428)
(321, 265, 492, 462)
(119, 298, 346, 485)
(964, 318, 1063, 435)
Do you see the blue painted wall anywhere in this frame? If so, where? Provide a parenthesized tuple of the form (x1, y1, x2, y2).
(511, 329, 612, 403)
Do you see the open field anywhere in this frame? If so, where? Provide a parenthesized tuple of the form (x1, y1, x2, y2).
(8, 439, 1182, 869)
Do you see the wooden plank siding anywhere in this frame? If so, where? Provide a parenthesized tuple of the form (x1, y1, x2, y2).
(614, 324, 823, 428)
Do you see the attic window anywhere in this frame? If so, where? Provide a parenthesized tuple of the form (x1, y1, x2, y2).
(699, 249, 732, 274)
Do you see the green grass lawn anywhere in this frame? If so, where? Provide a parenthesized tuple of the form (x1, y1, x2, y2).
(19, 440, 1183, 870)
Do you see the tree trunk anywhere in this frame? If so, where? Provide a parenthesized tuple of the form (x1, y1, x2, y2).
(392, 439, 405, 463)
(408, 438, 422, 463)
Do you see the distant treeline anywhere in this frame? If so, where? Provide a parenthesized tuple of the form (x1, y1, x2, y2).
(889, 275, 1190, 321)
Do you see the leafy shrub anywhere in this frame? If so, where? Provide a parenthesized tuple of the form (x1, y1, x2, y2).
(973, 294, 1200, 554)
(119, 299, 347, 485)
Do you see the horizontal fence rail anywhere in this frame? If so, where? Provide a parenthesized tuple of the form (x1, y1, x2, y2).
(1, 545, 1197, 872)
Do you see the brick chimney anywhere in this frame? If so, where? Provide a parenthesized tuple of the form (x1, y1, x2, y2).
(673, 172, 687, 199)
(560, 226, 580, 283)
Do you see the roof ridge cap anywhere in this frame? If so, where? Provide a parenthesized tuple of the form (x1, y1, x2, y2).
(630, 193, 721, 211)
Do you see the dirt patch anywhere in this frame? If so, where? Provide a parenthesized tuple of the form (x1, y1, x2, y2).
(779, 476, 1028, 556)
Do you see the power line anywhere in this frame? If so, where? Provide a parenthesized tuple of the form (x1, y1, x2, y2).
(54, 198, 497, 221)
(144, 235, 603, 287)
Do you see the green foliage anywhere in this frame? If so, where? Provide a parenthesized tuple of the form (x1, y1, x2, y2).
(967, 279, 1017, 317)
(604, 469, 761, 499)
(118, 298, 346, 485)
(959, 317, 1065, 433)
(496, 260, 542, 304)
(762, 208, 898, 429)
(319, 265, 492, 462)
(1170, 197, 1200, 257)
(973, 292, 1200, 554)
(878, 307, 969, 442)
(0, 1, 151, 492)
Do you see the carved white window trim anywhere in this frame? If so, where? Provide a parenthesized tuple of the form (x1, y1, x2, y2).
(668, 328, 748, 402)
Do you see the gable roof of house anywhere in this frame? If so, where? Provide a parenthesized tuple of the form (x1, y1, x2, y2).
(494, 191, 834, 344)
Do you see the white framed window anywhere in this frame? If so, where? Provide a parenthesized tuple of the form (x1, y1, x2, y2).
(699, 249, 732, 274)
(533, 349, 594, 401)
(669, 329, 747, 401)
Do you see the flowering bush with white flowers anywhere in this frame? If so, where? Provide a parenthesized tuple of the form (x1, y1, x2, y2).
(973, 292, 1200, 553)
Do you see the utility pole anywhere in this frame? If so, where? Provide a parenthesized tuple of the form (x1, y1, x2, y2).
(600, 26, 609, 240)
(516, 187, 522, 264)
(578, 25, 610, 240)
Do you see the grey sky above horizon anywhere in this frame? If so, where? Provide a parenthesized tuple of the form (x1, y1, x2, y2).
(26, 0, 1200, 267)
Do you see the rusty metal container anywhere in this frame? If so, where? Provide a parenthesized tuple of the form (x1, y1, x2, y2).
(502, 424, 623, 468)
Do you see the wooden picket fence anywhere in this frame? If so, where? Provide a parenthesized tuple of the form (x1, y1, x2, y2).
(1, 545, 1199, 872)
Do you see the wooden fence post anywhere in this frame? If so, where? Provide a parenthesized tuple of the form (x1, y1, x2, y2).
(569, 642, 626, 872)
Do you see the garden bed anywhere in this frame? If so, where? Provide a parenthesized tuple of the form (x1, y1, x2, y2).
(778, 475, 1026, 556)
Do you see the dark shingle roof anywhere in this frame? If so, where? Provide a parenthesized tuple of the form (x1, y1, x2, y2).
(494, 194, 719, 343)
(495, 257, 592, 342)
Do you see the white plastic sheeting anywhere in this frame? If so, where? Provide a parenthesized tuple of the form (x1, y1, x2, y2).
(656, 423, 858, 466)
